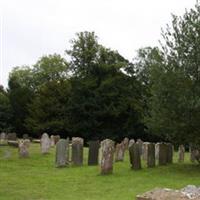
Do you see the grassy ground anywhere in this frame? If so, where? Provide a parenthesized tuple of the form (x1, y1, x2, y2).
(0, 143, 200, 200)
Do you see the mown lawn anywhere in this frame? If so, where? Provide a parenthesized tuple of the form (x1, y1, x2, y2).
(0, 143, 200, 200)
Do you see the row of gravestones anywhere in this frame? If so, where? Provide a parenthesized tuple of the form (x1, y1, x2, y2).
(1, 132, 196, 174)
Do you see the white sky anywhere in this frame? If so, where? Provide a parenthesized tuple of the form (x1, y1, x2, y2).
(0, 0, 197, 87)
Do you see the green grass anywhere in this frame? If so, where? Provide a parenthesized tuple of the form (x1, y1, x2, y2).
(0, 144, 200, 200)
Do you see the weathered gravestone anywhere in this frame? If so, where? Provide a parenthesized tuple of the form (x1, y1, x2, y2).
(40, 133, 51, 154)
(166, 143, 173, 164)
(50, 135, 55, 147)
(100, 139, 115, 175)
(137, 139, 143, 156)
(128, 139, 135, 148)
(123, 137, 129, 150)
(7, 133, 17, 141)
(55, 139, 69, 167)
(18, 140, 29, 158)
(72, 137, 84, 166)
(88, 140, 100, 165)
(142, 142, 150, 160)
(178, 145, 185, 162)
(115, 142, 125, 162)
(147, 143, 155, 168)
(158, 143, 167, 165)
(129, 142, 141, 170)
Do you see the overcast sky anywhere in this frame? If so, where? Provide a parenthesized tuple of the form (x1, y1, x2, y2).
(0, 0, 197, 87)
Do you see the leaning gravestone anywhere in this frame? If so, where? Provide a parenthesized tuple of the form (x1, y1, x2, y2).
(72, 137, 84, 166)
(178, 145, 185, 162)
(40, 133, 51, 154)
(147, 143, 155, 168)
(88, 140, 100, 165)
(55, 139, 68, 167)
(7, 132, 17, 141)
(18, 140, 29, 158)
(158, 143, 167, 165)
(129, 142, 141, 170)
(115, 142, 125, 162)
(100, 139, 115, 175)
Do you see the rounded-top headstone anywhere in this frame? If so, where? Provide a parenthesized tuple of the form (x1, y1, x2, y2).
(41, 133, 51, 154)
(55, 139, 68, 167)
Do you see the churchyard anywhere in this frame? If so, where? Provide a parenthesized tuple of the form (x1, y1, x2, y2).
(0, 135, 200, 200)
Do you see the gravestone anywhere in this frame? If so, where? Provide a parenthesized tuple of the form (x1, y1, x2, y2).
(66, 137, 70, 163)
(55, 139, 68, 167)
(129, 142, 141, 170)
(155, 143, 160, 160)
(142, 142, 150, 160)
(71, 137, 84, 166)
(136, 139, 143, 156)
(189, 145, 196, 163)
(40, 133, 51, 154)
(115, 142, 125, 162)
(128, 139, 135, 148)
(166, 143, 173, 164)
(50, 135, 55, 147)
(178, 145, 185, 162)
(158, 143, 167, 165)
(147, 143, 155, 168)
(123, 137, 129, 150)
(88, 140, 100, 165)
(18, 140, 29, 158)
(100, 139, 115, 175)
(7, 133, 17, 141)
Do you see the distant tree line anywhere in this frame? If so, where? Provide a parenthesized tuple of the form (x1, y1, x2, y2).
(0, 2, 200, 145)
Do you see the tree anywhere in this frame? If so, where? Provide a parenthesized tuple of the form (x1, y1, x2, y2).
(25, 80, 71, 137)
(145, 2, 200, 145)
(0, 86, 13, 132)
